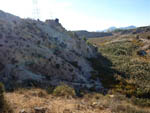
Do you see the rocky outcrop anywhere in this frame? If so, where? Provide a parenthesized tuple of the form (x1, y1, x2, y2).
(0, 10, 102, 90)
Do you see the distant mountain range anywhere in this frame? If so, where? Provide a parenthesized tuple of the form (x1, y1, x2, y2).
(102, 25, 136, 32)
(73, 26, 136, 39)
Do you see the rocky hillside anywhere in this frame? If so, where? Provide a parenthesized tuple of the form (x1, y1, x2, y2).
(0, 10, 102, 91)
(88, 26, 150, 103)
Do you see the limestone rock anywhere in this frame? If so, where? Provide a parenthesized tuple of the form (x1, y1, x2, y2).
(0, 10, 102, 90)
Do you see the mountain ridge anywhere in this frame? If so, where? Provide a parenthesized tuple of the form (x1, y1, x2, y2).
(102, 25, 136, 32)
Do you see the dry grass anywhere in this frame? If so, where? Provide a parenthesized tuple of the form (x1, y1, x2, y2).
(0, 83, 13, 113)
(4, 88, 150, 113)
(5, 88, 112, 113)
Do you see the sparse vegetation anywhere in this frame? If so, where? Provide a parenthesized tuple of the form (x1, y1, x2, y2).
(4, 87, 150, 113)
(88, 33, 150, 108)
(98, 40, 150, 98)
(111, 104, 149, 113)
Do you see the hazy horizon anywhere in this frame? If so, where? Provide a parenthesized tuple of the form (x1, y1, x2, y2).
(0, 0, 149, 31)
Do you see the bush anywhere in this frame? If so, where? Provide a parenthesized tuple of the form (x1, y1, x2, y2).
(53, 83, 76, 97)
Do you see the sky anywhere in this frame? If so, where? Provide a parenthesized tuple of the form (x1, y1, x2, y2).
(0, 0, 149, 31)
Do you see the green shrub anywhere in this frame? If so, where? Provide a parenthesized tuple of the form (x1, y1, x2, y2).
(53, 83, 76, 97)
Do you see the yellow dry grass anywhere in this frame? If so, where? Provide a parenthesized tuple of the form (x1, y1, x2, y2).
(5, 88, 111, 113)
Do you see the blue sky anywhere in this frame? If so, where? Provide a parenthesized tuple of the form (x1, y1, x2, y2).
(0, 0, 149, 31)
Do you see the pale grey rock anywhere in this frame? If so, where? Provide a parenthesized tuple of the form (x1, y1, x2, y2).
(0, 10, 103, 90)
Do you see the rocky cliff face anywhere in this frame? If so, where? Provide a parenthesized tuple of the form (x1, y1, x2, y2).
(0, 10, 102, 90)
